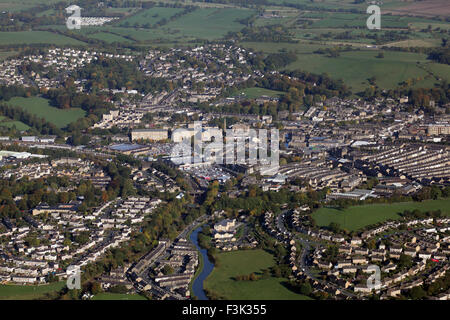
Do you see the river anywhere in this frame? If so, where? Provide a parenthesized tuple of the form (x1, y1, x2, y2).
(189, 226, 215, 300)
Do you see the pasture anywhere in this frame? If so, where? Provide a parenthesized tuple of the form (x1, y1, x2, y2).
(0, 31, 85, 46)
(6, 97, 86, 128)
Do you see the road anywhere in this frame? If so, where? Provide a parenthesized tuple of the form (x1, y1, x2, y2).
(129, 214, 211, 300)
(278, 210, 358, 299)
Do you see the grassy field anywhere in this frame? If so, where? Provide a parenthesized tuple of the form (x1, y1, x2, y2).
(86, 31, 135, 43)
(0, 282, 65, 300)
(235, 87, 285, 99)
(242, 42, 447, 92)
(0, 119, 30, 131)
(118, 6, 184, 27)
(0, 31, 85, 45)
(312, 198, 450, 231)
(163, 7, 255, 40)
(204, 249, 311, 300)
(91, 293, 147, 300)
(6, 97, 86, 128)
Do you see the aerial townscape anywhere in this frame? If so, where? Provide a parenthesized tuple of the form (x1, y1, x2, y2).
(0, 0, 449, 306)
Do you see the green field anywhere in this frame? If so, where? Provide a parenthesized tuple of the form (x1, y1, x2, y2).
(86, 31, 135, 43)
(0, 119, 30, 131)
(0, 282, 65, 300)
(163, 8, 255, 40)
(236, 87, 285, 99)
(312, 198, 450, 231)
(6, 97, 86, 128)
(119, 6, 184, 27)
(204, 249, 311, 300)
(242, 42, 448, 92)
(91, 293, 147, 300)
(0, 31, 85, 45)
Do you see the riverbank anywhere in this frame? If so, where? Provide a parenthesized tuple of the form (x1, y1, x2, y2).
(189, 226, 215, 300)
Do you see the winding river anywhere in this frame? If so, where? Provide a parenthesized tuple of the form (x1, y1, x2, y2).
(189, 226, 215, 300)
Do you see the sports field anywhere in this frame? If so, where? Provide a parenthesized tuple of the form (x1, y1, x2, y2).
(6, 97, 86, 128)
(237, 87, 285, 99)
(312, 198, 450, 231)
(204, 249, 311, 300)
(0, 282, 65, 300)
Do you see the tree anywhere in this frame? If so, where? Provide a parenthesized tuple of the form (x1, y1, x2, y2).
(300, 282, 312, 295)
(409, 286, 426, 300)
(398, 254, 413, 269)
(162, 265, 174, 275)
(329, 222, 341, 233)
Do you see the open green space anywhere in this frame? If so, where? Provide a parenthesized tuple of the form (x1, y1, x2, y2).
(5, 96, 86, 128)
(235, 87, 285, 99)
(204, 249, 311, 300)
(0, 282, 65, 300)
(242, 41, 449, 92)
(118, 6, 183, 27)
(86, 31, 135, 43)
(0, 119, 30, 131)
(163, 7, 255, 40)
(312, 198, 450, 231)
(0, 31, 85, 45)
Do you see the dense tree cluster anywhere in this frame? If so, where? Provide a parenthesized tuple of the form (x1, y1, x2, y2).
(72, 57, 172, 94)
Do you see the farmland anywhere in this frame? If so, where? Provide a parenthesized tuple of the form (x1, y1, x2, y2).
(118, 6, 184, 28)
(5, 97, 86, 129)
(312, 198, 450, 231)
(162, 7, 255, 41)
(204, 249, 311, 300)
(0, 31, 85, 46)
(242, 41, 449, 92)
(0, 1, 446, 95)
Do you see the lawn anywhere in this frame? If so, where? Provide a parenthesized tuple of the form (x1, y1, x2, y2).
(204, 249, 311, 300)
(92, 293, 147, 300)
(5, 97, 86, 128)
(312, 198, 450, 231)
(0, 282, 65, 300)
